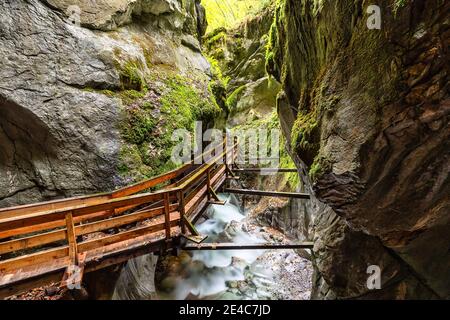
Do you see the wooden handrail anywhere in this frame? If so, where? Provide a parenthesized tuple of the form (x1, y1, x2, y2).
(0, 142, 226, 218)
(0, 205, 178, 255)
(0, 137, 238, 288)
(0, 144, 235, 238)
(0, 191, 168, 230)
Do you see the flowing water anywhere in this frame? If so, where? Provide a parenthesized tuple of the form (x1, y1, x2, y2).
(156, 194, 281, 300)
(114, 194, 312, 300)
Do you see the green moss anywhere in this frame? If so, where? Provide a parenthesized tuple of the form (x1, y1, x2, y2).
(266, 111, 300, 189)
(118, 75, 222, 182)
(161, 76, 221, 131)
(205, 27, 227, 40)
(393, 0, 408, 14)
(226, 85, 246, 111)
(117, 89, 148, 105)
(232, 110, 301, 190)
(205, 31, 227, 50)
(207, 56, 230, 88)
(83, 55, 224, 183)
(290, 111, 319, 155)
(143, 48, 153, 68)
(209, 80, 228, 112)
(99, 89, 115, 97)
(118, 144, 151, 177)
(113, 47, 122, 57)
(309, 155, 331, 182)
(265, 2, 283, 77)
(121, 107, 156, 145)
(118, 59, 147, 91)
(201, 0, 272, 32)
(211, 48, 226, 60)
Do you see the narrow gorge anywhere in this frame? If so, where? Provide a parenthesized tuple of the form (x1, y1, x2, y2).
(0, 0, 448, 301)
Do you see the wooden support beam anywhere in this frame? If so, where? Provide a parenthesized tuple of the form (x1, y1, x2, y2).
(181, 234, 208, 244)
(225, 164, 236, 177)
(0, 247, 69, 274)
(232, 168, 298, 173)
(182, 242, 314, 250)
(110, 165, 189, 199)
(0, 239, 170, 299)
(65, 211, 78, 265)
(0, 192, 166, 235)
(206, 168, 212, 201)
(61, 252, 86, 290)
(0, 229, 67, 255)
(224, 188, 310, 199)
(77, 215, 179, 253)
(163, 193, 171, 239)
(0, 137, 240, 295)
(0, 205, 175, 255)
(208, 187, 221, 202)
(182, 216, 200, 237)
(207, 200, 226, 206)
(178, 191, 187, 234)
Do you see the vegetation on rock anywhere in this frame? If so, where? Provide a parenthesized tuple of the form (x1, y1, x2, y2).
(202, 0, 272, 31)
(116, 73, 221, 182)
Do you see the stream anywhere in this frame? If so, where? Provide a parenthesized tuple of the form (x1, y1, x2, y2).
(155, 194, 313, 300)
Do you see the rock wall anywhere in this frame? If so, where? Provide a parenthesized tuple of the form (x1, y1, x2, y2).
(204, 5, 281, 128)
(267, 0, 449, 299)
(204, 4, 313, 249)
(112, 253, 159, 300)
(0, 0, 214, 206)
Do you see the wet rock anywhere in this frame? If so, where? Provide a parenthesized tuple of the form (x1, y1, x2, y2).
(42, 0, 205, 34)
(159, 276, 178, 293)
(267, 0, 449, 299)
(44, 286, 59, 297)
(226, 281, 238, 289)
(113, 254, 158, 300)
(204, 6, 279, 128)
(0, 0, 211, 206)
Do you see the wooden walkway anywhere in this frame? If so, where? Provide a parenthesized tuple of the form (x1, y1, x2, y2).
(0, 139, 312, 299)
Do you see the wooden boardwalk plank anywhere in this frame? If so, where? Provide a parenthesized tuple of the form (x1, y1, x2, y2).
(0, 139, 307, 298)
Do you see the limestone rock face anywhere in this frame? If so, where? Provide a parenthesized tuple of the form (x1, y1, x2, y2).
(42, 0, 206, 34)
(0, 0, 210, 206)
(0, 0, 121, 206)
(112, 253, 159, 300)
(43, 0, 136, 30)
(204, 6, 279, 127)
(268, 0, 449, 299)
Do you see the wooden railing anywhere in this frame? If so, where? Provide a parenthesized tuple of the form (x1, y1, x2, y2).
(0, 138, 237, 289)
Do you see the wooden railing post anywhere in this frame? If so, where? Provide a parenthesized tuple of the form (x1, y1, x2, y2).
(178, 190, 187, 234)
(234, 136, 238, 157)
(65, 211, 78, 266)
(206, 168, 212, 200)
(164, 192, 171, 239)
(223, 134, 231, 179)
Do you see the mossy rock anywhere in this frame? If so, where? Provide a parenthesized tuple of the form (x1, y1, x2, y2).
(290, 110, 320, 166)
(226, 85, 247, 111)
(118, 59, 147, 91)
(309, 155, 332, 182)
(117, 74, 222, 183)
(120, 106, 156, 145)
